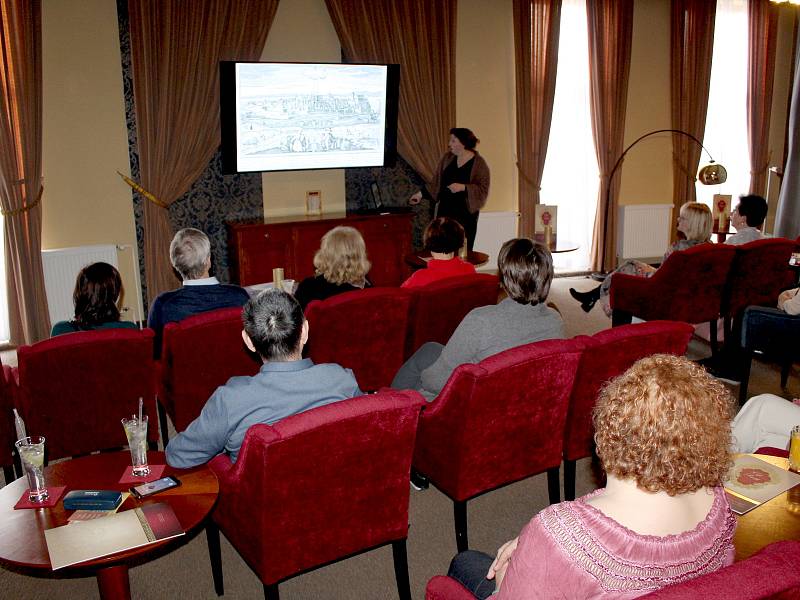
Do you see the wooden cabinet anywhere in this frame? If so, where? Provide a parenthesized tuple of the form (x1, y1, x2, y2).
(227, 212, 414, 287)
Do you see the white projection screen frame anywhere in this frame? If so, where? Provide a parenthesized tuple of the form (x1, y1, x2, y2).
(220, 62, 399, 174)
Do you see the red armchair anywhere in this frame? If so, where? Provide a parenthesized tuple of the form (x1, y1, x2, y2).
(0, 360, 16, 482)
(206, 389, 425, 600)
(412, 338, 584, 552)
(563, 321, 694, 499)
(406, 274, 499, 357)
(425, 541, 800, 599)
(15, 329, 158, 461)
(610, 244, 737, 353)
(305, 287, 414, 391)
(158, 307, 260, 442)
(722, 237, 797, 342)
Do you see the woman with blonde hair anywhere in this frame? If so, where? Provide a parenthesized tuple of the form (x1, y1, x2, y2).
(570, 202, 712, 316)
(294, 226, 372, 309)
(446, 354, 736, 599)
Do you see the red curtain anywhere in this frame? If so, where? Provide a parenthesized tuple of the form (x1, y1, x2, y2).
(0, 0, 50, 343)
(513, 0, 562, 239)
(128, 0, 278, 303)
(587, 0, 634, 272)
(747, 0, 779, 196)
(670, 0, 716, 219)
(324, 0, 456, 186)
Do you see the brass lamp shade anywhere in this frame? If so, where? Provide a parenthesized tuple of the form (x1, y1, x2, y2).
(698, 162, 727, 185)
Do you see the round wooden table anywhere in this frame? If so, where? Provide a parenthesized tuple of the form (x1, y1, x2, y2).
(733, 454, 800, 561)
(0, 451, 218, 600)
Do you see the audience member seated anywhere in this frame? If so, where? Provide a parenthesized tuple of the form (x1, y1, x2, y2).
(165, 289, 362, 468)
(445, 354, 736, 599)
(401, 217, 475, 288)
(732, 393, 800, 453)
(391, 238, 563, 400)
(51, 262, 138, 336)
(778, 287, 800, 315)
(570, 202, 712, 316)
(294, 226, 373, 309)
(148, 228, 249, 353)
(723, 194, 768, 246)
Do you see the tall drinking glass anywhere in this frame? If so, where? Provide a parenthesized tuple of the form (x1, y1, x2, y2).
(15, 436, 48, 502)
(121, 415, 149, 476)
(789, 426, 800, 472)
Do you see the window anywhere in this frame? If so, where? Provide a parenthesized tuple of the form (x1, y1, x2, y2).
(540, 0, 599, 272)
(696, 0, 749, 210)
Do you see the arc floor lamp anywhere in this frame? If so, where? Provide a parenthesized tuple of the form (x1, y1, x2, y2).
(595, 128, 727, 278)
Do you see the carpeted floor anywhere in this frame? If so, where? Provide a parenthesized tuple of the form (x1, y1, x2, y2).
(1, 275, 797, 599)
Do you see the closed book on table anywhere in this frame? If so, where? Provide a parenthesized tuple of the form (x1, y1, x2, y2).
(44, 502, 184, 569)
(63, 490, 123, 511)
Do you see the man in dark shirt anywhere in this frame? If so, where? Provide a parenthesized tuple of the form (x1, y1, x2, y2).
(147, 228, 249, 355)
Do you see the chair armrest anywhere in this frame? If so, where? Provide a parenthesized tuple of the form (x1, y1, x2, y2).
(425, 576, 476, 600)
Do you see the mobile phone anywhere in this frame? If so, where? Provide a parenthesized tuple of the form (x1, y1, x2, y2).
(130, 475, 181, 499)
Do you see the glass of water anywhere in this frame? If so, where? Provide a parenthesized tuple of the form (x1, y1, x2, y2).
(15, 436, 48, 502)
(121, 416, 150, 477)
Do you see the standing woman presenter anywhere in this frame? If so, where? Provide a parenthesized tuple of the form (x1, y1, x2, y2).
(409, 127, 490, 251)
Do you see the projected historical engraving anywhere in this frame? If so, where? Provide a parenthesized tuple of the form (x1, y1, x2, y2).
(235, 63, 388, 171)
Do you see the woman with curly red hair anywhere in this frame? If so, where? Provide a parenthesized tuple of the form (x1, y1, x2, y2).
(446, 354, 737, 599)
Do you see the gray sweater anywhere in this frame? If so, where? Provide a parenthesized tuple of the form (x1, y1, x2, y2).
(419, 297, 565, 399)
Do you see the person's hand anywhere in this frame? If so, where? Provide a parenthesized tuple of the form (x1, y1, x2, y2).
(409, 191, 423, 205)
(487, 536, 518, 589)
(447, 183, 466, 193)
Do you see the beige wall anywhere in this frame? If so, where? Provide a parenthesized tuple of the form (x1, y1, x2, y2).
(41, 0, 141, 322)
(618, 0, 673, 207)
(456, 0, 518, 213)
(259, 0, 345, 218)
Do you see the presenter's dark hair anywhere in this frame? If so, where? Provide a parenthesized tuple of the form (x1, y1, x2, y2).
(497, 238, 554, 305)
(73, 262, 123, 329)
(242, 289, 304, 360)
(450, 127, 479, 150)
(736, 194, 768, 228)
(424, 217, 465, 254)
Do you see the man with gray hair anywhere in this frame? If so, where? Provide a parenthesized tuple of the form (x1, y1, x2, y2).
(165, 289, 362, 467)
(147, 228, 249, 354)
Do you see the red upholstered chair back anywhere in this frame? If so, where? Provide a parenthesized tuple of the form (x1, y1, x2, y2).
(425, 576, 474, 600)
(16, 329, 157, 461)
(406, 274, 499, 357)
(0, 362, 16, 471)
(610, 244, 737, 323)
(305, 287, 414, 390)
(159, 307, 260, 432)
(723, 237, 797, 320)
(413, 338, 584, 501)
(564, 321, 694, 463)
(642, 541, 800, 599)
(208, 389, 425, 586)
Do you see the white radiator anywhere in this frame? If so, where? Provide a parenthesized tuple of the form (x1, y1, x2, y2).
(42, 245, 141, 326)
(616, 203, 673, 263)
(474, 211, 520, 272)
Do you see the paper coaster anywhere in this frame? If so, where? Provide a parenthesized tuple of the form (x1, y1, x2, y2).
(14, 486, 67, 509)
(118, 464, 166, 484)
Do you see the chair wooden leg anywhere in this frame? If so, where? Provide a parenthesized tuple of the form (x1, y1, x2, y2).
(206, 521, 224, 596)
(391, 539, 411, 600)
(2, 465, 14, 484)
(454, 500, 468, 553)
(157, 400, 170, 448)
(738, 350, 753, 406)
(611, 310, 633, 327)
(547, 467, 560, 505)
(781, 360, 791, 389)
(709, 319, 719, 357)
(263, 583, 279, 600)
(563, 460, 576, 501)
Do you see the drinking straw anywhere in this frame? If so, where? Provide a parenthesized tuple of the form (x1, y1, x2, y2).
(138, 397, 143, 425)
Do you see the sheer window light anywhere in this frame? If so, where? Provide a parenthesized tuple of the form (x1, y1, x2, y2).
(540, 0, 599, 272)
(696, 0, 749, 211)
(0, 214, 8, 343)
